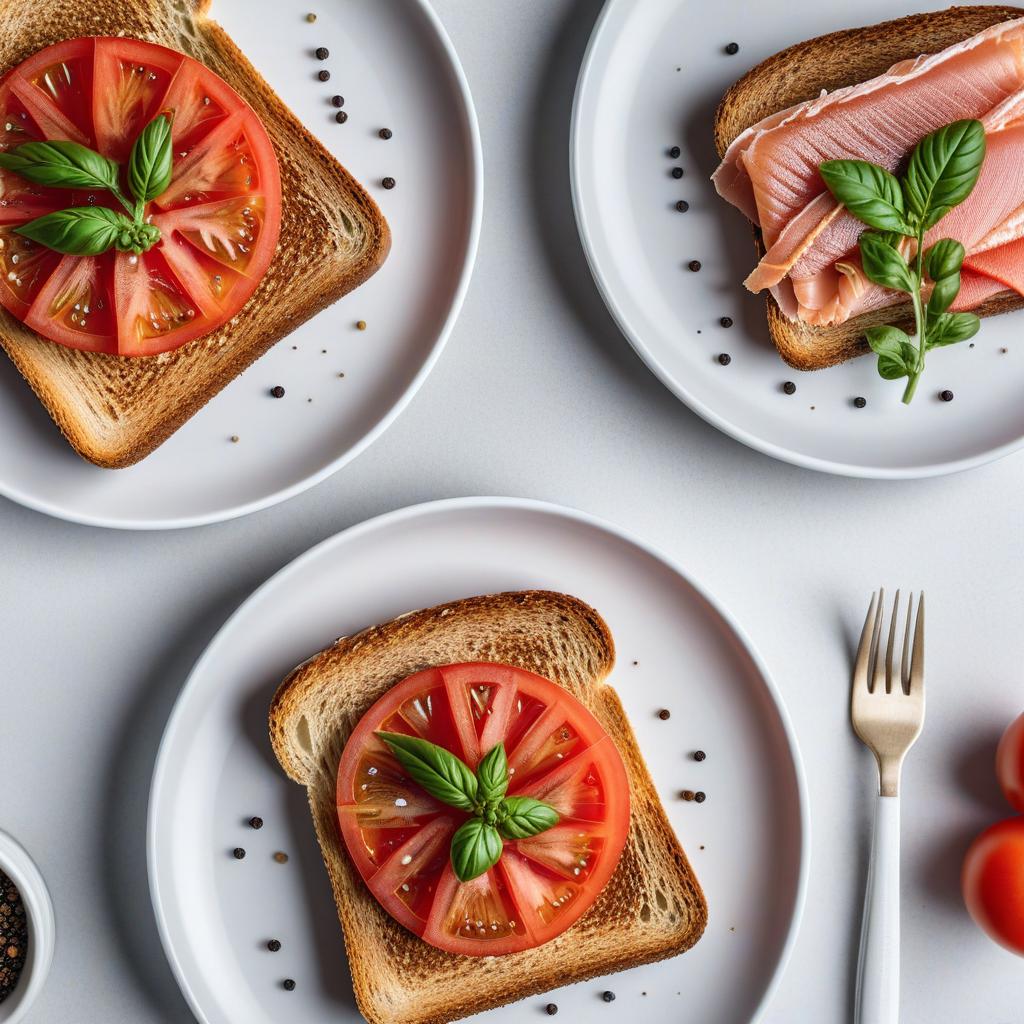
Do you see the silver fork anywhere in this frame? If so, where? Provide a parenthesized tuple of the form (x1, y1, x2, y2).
(851, 589, 925, 1024)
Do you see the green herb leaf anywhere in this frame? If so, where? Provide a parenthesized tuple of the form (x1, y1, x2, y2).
(450, 818, 503, 882)
(496, 796, 560, 840)
(15, 206, 139, 256)
(819, 159, 913, 233)
(903, 119, 986, 230)
(0, 140, 120, 194)
(859, 232, 916, 293)
(476, 743, 509, 805)
(865, 325, 917, 381)
(927, 311, 981, 348)
(376, 732, 478, 812)
(128, 112, 173, 204)
(923, 238, 965, 315)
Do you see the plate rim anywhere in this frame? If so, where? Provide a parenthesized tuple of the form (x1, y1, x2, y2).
(147, 494, 810, 1024)
(0, 0, 484, 530)
(569, 0, 1024, 480)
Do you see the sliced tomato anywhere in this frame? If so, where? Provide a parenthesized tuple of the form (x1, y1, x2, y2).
(336, 663, 631, 956)
(0, 37, 281, 355)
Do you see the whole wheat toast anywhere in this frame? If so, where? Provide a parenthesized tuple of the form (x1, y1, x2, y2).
(0, 0, 389, 467)
(713, 5, 1024, 371)
(269, 591, 707, 1024)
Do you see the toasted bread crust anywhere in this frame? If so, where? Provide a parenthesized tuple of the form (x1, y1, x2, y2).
(269, 591, 707, 1024)
(713, 5, 1024, 370)
(0, 1, 389, 466)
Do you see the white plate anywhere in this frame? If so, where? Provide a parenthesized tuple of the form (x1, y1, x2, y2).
(148, 496, 808, 1024)
(572, 0, 1024, 478)
(0, 0, 481, 529)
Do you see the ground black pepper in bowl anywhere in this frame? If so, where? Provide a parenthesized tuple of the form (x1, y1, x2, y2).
(0, 870, 28, 1004)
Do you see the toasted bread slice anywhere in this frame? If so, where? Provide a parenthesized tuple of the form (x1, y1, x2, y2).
(0, 0, 389, 467)
(269, 590, 707, 1024)
(713, 5, 1024, 371)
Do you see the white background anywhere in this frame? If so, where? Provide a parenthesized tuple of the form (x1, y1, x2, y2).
(3, 2, 1024, 1022)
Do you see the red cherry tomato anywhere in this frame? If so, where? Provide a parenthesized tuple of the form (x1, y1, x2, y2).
(962, 817, 1024, 956)
(996, 711, 1024, 813)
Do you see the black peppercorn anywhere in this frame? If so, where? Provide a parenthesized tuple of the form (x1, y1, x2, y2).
(249, 816, 264, 829)
(694, 750, 707, 762)
(317, 69, 331, 82)
(681, 790, 695, 801)
(232, 847, 246, 859)
(315, 46, 329, 60)
(382, 177, 396, 189)
(725, 42, 740, 54)
(379, 127, 393, 140)
(675, 200, 689, 212)
(853, 396, 867, 408)
(331, 94, 344, 107)
(671, 166, 684, 179)
(267, 939, 281, 952)
(270, 385, 285, 398)
(689, 259, 702, 272)
(335, 111, 348, 123)
(940, 389, 954, 402)
(717, 353, 731, 366)
(694, 791, 707, 803)
(658, 708, 671, 720)
(720, 316, 734, 328)
(602, 991, 616, 1003)
(283, 979, 296, 991)
(545, 1005, 558, 1016)
(668, 145, 681, 158)
(782, 381, 796, 395)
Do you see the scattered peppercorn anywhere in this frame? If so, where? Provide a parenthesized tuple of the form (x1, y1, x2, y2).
(940, 389, 954, 402)
(545, 1005, 558, 1016)
(602, 991, 616, 1003)
(694, 750, 707, 762)
(306, 12, 317, 23)
(232, 848, 246, 859)
(356, 320, 367, 330)
(658, 709, 671, 720)
(0, 870, 27, 1003)
(230, 435, 240, 443)
(694, 791, 707, 803)
(267, 939, 281, 952)
(270, 385, 285, 398)
(853, 396, 867, 408)
(331, 95, 345, 107)
(317, 69, 331, 82)
(681, 790, 695, 801)
(1001, 347, 1009, 354)
(335, 111, 348, 124)
(671, 167, 684, 179)
(717, 353, 731, 365)
(273, 852, 289, 864)
(675, 200, 689, 212)
(249, 816, 263, 829)
(689, 259, 702, 272)
(283, 979, 296, 991)
(668, 145, 681, 158)
(379, 127, 393, 140)
(782, 381, 796, 395)
(725, 42, 740, 54)
(315, 46, 329, 60)
(382, 177, 396, 189)
(720, 316, 734, 328)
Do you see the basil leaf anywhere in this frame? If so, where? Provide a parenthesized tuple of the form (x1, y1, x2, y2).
(128, 113, 173, 204)
(819, 159, 912, 234)
(15, 206, 136, 256)
(476, 743, 509, 805)
(865, 324, 911, 357)
(859, 232, 916, 293)
(923, 238, 965, 316)
(928, 311, 981, 348)
(903, 119, 986, 230)
(0, 140, 120, 193)
(496, 796, 560, 840)
(450, 818, 503, 882)
(376, 732, 478, 812)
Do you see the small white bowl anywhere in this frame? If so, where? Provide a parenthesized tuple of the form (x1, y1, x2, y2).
(0, 830, 55, 1024)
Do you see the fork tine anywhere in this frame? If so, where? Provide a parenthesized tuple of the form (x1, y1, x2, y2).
(909, 592, 925, 695)
(854, 590, 879, 689)
(901, 592, 914, 694)
(871, 588, 885, 694)
(885, 589, 900, 693)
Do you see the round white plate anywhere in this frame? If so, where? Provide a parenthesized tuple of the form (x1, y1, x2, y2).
(148, 496, 807, 1024)
(0, 0, 481, 529)
(572, 0, 1024, 478)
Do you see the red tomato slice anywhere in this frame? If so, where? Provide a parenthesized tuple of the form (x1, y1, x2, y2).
(336, 663, 631, 956)
(0, 37, 281, 355)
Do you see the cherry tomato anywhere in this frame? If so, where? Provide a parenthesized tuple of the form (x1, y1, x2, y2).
(996, 711, 1024, 813)
(962, 817, 1024, 956)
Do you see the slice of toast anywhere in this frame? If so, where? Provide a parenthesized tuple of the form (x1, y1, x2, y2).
(713, 5, 1024, 370)
(269, 591, 707, 1024)
(0, 0, 389, 467)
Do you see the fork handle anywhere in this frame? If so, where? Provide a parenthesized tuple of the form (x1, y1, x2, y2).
(855, 794, 900, 1024)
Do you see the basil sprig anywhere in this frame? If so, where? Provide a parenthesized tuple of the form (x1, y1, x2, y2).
(0, 112, 174, 259)
(377, 732, 560, 882)
(820, 119, 985, 404)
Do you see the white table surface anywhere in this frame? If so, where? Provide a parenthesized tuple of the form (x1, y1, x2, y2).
(3, 2, 1024, 1022)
